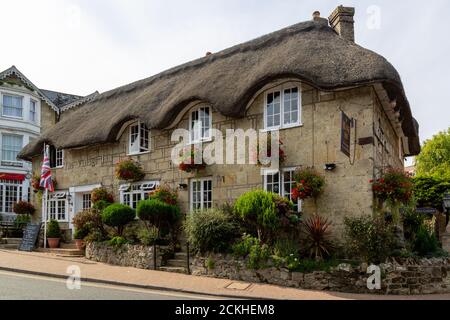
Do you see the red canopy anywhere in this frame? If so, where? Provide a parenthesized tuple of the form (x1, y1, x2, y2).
(0, 173, 26, 181)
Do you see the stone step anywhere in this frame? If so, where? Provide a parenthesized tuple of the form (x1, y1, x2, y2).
(165, 259, 187, 268)
(3, 238, 22, 245)
(0, 244, 19, 250)
(37, 248, 84, 256)
(158, 266, 187, 274)
(174, 252, 188, 259)
(60, 242, 78, 250)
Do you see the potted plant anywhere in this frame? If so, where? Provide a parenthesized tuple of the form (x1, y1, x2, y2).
(291, 168, 325, 201)
(115, 158, 145, 181)
(73, 227, 89, 250)
(46, 219, 61, 248)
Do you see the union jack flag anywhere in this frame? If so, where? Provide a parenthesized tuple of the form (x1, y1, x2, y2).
(40, 147, 54, 192)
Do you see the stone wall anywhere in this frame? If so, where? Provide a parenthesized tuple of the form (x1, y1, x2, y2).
(191, 254, 450, 295)
(85, 242, 168, 270)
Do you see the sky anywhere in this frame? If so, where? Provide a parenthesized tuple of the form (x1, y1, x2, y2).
(1, 0, 449, 147)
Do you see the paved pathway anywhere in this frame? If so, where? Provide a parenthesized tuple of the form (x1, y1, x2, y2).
(0, 250, 449, 300)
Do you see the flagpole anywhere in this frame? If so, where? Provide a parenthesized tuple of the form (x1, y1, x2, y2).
(44, 188, 48, 249)
(42, 143, 48, 249)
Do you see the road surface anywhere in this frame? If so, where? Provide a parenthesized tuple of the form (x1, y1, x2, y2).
(0, 270, 221, 300)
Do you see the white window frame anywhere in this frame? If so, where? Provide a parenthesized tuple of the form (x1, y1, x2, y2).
(119, 181, 159, 210)
(190, 177, 213, 211)
(47, 192, 68, 222)
(1, 133, 23, 165)
(1, 93, 23, 119)
(189, 105, 212, 144)
(128, 121, 150, 155)
(263, 168, 302, 212)
(0, 179, 23, 214)
(30, 99, 37, 123)
(82, 193, 92, 211)
(55, 149, 64, 168)
(264, 85, 301, 131)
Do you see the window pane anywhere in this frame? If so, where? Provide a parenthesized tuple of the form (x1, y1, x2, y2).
(2, 95, 23, 117)
(1, 134, 23, 161)
(265, 173, 280, 194)
(283, 88, 299, 125)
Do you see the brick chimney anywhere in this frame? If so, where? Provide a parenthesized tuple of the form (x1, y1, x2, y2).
(328, 6, 355, 42)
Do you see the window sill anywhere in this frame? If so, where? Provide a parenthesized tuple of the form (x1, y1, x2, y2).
(51, 166, 64, 170)
(127, 151, 151, 157)
(1, 115, 24, 120)
(261, 123, 303, 132)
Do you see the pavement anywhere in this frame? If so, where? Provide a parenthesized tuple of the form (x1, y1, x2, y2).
(0, 249, 449, 300)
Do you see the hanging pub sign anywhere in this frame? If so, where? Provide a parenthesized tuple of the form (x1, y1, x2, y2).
(341, 111, 351, 157)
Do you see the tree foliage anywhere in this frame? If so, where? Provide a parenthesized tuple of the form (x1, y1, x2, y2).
(416, 128, 450, 179)
(412, 176, 450, 210)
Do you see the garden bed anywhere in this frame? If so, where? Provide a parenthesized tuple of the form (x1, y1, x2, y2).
(86, 242, 171, 270)
(191, 254, 450, 295)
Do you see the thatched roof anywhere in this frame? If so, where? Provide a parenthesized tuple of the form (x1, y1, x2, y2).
(19, 18, 420, 160)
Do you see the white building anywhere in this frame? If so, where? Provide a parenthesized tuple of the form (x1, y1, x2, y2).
(0, 66, 97, 222)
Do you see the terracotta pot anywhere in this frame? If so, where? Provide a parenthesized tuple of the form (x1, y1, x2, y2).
(47, 238, 60, 249)
(75, 239, 85, 250)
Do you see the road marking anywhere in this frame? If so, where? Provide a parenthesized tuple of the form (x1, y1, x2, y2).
(0, 270, 226, 300)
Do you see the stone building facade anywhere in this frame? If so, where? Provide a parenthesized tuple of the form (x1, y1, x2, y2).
(20, 6, 420, 238)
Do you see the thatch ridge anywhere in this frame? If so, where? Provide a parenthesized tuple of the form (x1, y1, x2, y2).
(19, 19, 420, 160)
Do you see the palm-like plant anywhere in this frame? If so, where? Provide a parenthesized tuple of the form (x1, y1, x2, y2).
(302, 214, 334, 260)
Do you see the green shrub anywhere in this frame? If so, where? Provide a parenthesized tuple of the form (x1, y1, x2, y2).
(137, 226, 159, 246)
(137, 199, 181, 236)
(184, 208, 239, 254)
(102, 204, 135, 236)
(93, 200, 112, 213)
(109, 236, 129, 247)
(402, 207, 425, 242)
(414, 224, 440, 257)
(73, 227, 89, 240)
(72, 209, 107, 241)
(14, 214, 31, 229)
(47, 220, 61, 238)
(344, 216, 396, 263)
(232, 234, 270, 269)
(272, 238, 300, 258)
(234, 190, 279, 241)
(149, 186, 178, 206)
(91, 187, 114, 204)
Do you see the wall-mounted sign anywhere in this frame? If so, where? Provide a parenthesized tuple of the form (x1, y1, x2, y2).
(341, 112, 351, 157)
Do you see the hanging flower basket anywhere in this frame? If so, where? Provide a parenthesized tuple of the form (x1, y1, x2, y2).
(371, 169, 413, 205)
(115, 158, 145, 182)
(291, 168, 325, 200)
(178, 148, 206, 173)
(31, 174, 57, 193)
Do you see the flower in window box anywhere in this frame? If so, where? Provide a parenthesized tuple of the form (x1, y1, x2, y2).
(178, 147, 206, 173)
(115, 158, 145, 182)
(291, 168, 325, 201)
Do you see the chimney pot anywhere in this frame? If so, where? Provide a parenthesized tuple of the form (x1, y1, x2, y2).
(205, 52, 212, 56)
(328, 5, 355, 42)
(313, 11, 321, 19)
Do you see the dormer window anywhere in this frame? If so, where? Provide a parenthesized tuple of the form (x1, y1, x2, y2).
(190, 105, 212, 143)
(49, 146, 64, 168)
(129, 121, 150, 155)
(264, 86, 301, 130)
